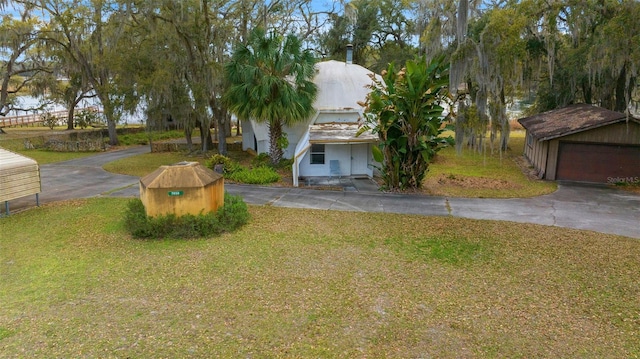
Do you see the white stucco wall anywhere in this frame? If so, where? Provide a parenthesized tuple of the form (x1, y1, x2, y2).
(241, 119, 255, 151)
(298, 143, 375, 178)
(281, 115, 316, 159)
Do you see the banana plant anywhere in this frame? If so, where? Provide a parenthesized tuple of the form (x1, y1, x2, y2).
(359, 55, 453, 191)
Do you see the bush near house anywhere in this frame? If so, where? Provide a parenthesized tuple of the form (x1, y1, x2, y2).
(206, 154, 280, 185)
(124, 193, 249, 239)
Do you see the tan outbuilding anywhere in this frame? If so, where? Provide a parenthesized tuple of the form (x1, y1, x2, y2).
(139, 161, 224, 217)
(0, 148, 41, 215)
(518, 104, 640, 183)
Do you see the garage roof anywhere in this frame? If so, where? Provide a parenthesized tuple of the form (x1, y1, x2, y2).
(517, 104, 640, 141)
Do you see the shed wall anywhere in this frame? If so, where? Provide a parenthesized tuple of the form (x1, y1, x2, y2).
(523, 135, 549, 178)
(0, 150, 41, 202)
(559, 121, 640, 144)
(546, 140, 560, 180)
(525, 121, 640, 181)
(140, 181, 224, 217)
(546, 121, 640, 180)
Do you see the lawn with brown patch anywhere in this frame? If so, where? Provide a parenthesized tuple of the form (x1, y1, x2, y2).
(422, 133, 558, 197)
(1, 198, 638, 358)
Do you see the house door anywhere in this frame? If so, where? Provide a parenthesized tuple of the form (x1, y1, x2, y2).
(351, 144, 369, 176)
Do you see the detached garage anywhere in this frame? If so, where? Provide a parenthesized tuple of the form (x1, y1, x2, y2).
(0, 147, 41, 215)
(518, 104, 640, 183)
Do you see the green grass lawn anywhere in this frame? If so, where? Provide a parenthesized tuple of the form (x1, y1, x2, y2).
(103, 152, 209, 177)
(0, 127, 187, 165)
(423, 131, 558, 197)
(1, 198, 639, 358)
(0, 134, 98, 164)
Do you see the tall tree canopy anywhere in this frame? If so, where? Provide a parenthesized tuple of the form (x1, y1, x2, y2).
(224, 27, 317, 164)
(0, 5, 49, 117)
(318, 0, 418, 73)
(2, 0, 638, 154)
(419, 0, 640, 153)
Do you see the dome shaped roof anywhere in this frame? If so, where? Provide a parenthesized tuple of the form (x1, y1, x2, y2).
(313, 60, 379, 111)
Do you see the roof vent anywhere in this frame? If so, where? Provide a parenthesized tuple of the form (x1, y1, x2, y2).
(346, 44, 353, 64)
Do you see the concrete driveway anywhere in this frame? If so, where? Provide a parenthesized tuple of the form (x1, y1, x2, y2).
(5, 146, 639, 239)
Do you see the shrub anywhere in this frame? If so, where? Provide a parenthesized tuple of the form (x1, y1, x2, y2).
(251, 153, 271, 167)
(277, 158, 294, 169)
(206, 155, 278, 184)
(74, 109, 99, 129)
(206, 154, 242, 174)
(123, 198, 155, 238)
(251, 153, 293, 169)
(41, 112, 59, 130)
(124, 193, 250, 239)
(226, 166, 280, 184)
(218, 193, 251, 228)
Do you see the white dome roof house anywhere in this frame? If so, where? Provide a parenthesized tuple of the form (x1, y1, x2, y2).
(312, 60, 380, 112)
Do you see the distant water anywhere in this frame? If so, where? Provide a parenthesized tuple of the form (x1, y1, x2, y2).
(8, 95, 145, 124)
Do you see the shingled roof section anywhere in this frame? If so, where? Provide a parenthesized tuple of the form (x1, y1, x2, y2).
(517, 104, 638, 141)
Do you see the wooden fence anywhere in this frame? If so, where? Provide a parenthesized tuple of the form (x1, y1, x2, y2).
(0, 107, 102, 128)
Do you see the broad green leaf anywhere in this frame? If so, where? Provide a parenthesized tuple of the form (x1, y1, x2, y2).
(372, 145, 384, 163)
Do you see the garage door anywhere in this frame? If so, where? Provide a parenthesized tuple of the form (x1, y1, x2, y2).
(556, 142, 640, 183)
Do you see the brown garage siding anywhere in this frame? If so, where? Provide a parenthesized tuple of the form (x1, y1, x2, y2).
(556, 142, 640, 182)
(543, 121, 640, 181)
(524, 136, 549, 178)
(518, 105, 640, 183)
(560, 121, 640, 144)
(546, 140, 560, 180)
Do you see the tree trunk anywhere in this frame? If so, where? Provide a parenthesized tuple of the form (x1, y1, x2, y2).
(210, 99, 227, 155)
(614, 64, 628, 113)
(626, 76, 635, 113)
(268, 119, 284, 164)
(224, 115, 231, 137)
(499, 87, 509, 152)
(102, 102, 119, 146)
(582, 78, 592, 104)
(199, 120, 214, 153)
(184, 126, 193, 152)
(66, 95, 84, 130)
(106, 117, 118, 145)
(217, 116, 227, 155)
(66, 105, 75, 130)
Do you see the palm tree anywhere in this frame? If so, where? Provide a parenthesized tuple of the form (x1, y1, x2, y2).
(224, 27, 317, 164)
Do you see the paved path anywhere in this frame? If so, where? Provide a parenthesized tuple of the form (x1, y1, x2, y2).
(6, 146, 640, 239)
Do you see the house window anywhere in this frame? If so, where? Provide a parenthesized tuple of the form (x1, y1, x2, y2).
(526, 133, 533, 148)
(310, 144, 325, 164)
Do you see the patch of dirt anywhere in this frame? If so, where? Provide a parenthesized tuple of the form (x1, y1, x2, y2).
(431, 173, 522, 190)
(513, 155, 540, 181)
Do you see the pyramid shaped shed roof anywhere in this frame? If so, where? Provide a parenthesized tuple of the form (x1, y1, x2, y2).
(140, 161, 222, 189)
